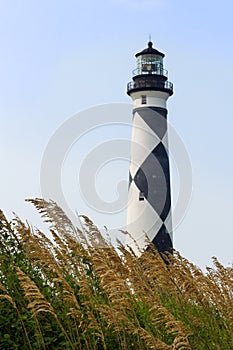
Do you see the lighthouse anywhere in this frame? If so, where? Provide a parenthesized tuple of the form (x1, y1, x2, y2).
(127, 41, 173, 256)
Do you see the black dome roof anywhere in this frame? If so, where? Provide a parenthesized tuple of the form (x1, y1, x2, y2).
(135, 41, 165, 58)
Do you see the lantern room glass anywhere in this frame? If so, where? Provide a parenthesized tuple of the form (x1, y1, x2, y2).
(137, 54, 163, 75)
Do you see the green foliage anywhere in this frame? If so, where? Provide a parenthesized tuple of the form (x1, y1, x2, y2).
(0, 199, 232, 349)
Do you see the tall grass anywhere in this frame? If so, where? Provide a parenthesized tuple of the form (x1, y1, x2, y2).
(0, 198, 232, 349)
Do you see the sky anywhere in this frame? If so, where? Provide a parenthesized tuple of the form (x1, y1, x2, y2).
(1, 0, 233, 269)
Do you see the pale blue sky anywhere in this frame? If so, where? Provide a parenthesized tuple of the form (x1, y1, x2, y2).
(1, 0, 233, 269)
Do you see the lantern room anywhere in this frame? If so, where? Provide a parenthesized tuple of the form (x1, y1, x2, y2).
(134, 41, 166, 77)
(127, 41, 173, 96)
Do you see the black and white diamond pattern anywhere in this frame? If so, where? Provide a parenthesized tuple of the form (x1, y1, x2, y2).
(127, 107, 173, 255)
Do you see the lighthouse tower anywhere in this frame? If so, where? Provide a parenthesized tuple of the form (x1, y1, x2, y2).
(127, 41, 173, 255)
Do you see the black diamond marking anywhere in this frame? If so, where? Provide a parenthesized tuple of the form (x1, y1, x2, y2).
(134, 142, 171, 221)
(136, 107, 167, 140)
(128, 171, 133, 189)
(150, 224, 173, 255)
(134, 166, 148, 199)
(153, 143, 171, 222)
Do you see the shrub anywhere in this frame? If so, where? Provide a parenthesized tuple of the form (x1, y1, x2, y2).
(0, 199, 232, 349)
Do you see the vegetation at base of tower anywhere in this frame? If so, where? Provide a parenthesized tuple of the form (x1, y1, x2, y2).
(0, 199, 232, 350)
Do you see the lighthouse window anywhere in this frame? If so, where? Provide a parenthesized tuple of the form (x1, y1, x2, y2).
(139, 191, 145, 201)
(141, 95, 147, 104)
